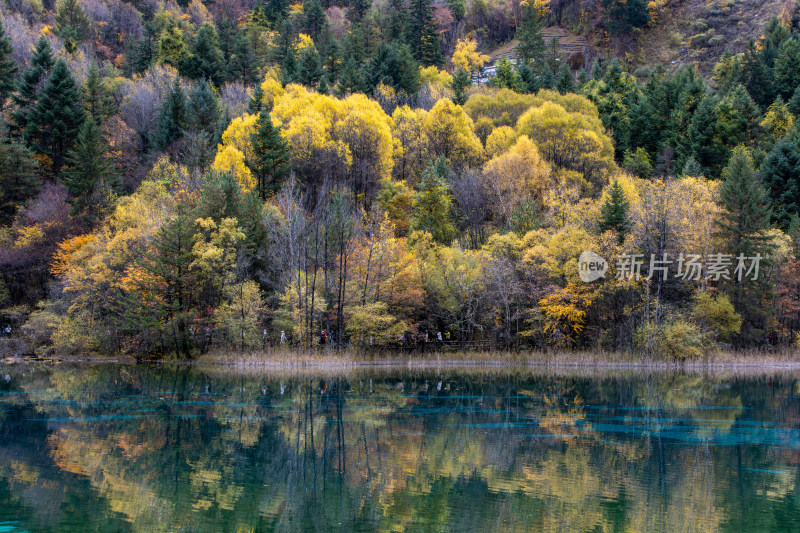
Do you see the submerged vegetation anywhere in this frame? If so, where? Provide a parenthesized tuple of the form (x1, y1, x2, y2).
(0, 0, 798, 359)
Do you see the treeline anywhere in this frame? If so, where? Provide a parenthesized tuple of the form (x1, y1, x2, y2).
(0, 0, 798, 357)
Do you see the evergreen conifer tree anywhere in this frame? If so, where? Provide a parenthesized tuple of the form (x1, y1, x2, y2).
(408, 0, 442, 66)
(0, 20, 18, 106)
(187, 79, 223, 138)
(297, 46, 322, 87)
(598, 179, 629, 244)
(55, 0, 91, 52)
(743, 41, 776, 108)
(515, 0, 545, 67)
(248, 85, 265, 114)
(451, 68, 470, 105)
(715, 146, 775, 345)
(411, 157, 456, 244)
(83, 62, 114, 125)
(281, 47, 298, 85)
(191, 22, 225, 84)
(25, 59, 85, 175)
(760, 129, 800, 227)
(12, 37, 55, 133)
(248, 107, 289, 199)
(303, 0, 326, 39)
(63, 118, 115, 216)
(0, 135, 41, 225)
(773, 37, 800, 99)
(682, 94, 719, 176)
(154, 79, 187, 150)
(386, 0, 407, 42)
(157, 20, 192, 70)
(555, 63, 575, 94)
(337, 56, 365, 95)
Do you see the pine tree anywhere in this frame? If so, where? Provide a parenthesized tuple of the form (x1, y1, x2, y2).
(773, 37, 800, 99)
(303, 0, 326, 39)
(154, 79, 187, 150)
(132, 213, 199, 358)
(714, 83, 759, 160)
(602, 0, 649, 35)
(349, 0, 371, 23)
(715, 146, 775, 345)
(627, 92, 660, 157)
(248, 85, 265, 114)
(187, 79, 223, 136)
(743, 41, 776, 108)
(555, 63, 575, 94)
(408, 0, 442, 66)
(337, 56, 365, 95)
(682, 156, 704, 177)
(490, 59, 523, 92)
(317, 75, 330, 94)
(55, 0, 91, 53)
(393, 44, 421, 95)
(82, 62, 114, 125)
(515, 0, 545, 67)
(63, 118, 115, 215)
(451, 67, 470, 106)
(539, 67, 555, 90)
(683, 94, 719, 176)
(12, 37, 55, 133)
(598, 179, 629, 244)
(228, 33, 258, 84)
(25, 59, 85, 175)
(297, 46, 322, 87)
(0, 20, 18, 106)
(190, 22, 225, 84)
(157, 20, 191, 70)
(788, 86, 800, 116)
(760, 129, 800, 227)
(281, 47, 298, 85)
(386, 0, 407, 42)
(252, 0, 289, 30)
(410, 157, 456, 244)
(516, 62, 539, 93)
(0, 135, 41, 225)
(248, 107, 289, 198)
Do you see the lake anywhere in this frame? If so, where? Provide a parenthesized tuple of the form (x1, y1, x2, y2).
(0, 363, 798, 532)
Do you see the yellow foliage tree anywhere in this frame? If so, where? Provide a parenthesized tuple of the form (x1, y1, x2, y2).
(485, 125, 517, 158)
(212, 145, 256, 192)
(424, 98, 484, 169)
(451, 37, 489, 73)
(391, 105, 429, 185)
(538, 282, 593, 347)
(516, 100, 615, 189)
(482, 135, 552, 227)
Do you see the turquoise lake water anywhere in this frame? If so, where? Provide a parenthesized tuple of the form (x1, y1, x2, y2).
(0, 364, 798, 532)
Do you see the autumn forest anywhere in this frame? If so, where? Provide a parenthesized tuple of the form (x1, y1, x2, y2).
(1, 0, 800, 358)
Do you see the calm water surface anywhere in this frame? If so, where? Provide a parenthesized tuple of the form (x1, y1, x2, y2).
(0, 364, 798, 532)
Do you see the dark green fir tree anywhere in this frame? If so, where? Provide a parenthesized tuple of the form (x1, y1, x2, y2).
(598, 179, 629, 244)
(154, 78, 187, 150)
(25, 59, 85, 175)
(248, 107, 289, 199)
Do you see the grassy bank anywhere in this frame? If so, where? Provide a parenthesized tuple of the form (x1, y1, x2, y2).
(190, 346, 800, 368)
(5, 346, 800, 372)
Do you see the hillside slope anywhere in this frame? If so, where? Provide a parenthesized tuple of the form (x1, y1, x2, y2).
(617, 0, 789, 74)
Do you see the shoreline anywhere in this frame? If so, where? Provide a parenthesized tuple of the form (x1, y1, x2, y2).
(5, 349, 800, 375)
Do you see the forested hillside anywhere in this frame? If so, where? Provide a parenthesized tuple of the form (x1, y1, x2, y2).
(0, 0, 799, 358)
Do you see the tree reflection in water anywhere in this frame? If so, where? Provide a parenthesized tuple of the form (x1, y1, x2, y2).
(0, 364, 798, 532)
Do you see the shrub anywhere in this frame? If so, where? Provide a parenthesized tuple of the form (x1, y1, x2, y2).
(657, 320, 706, 359)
